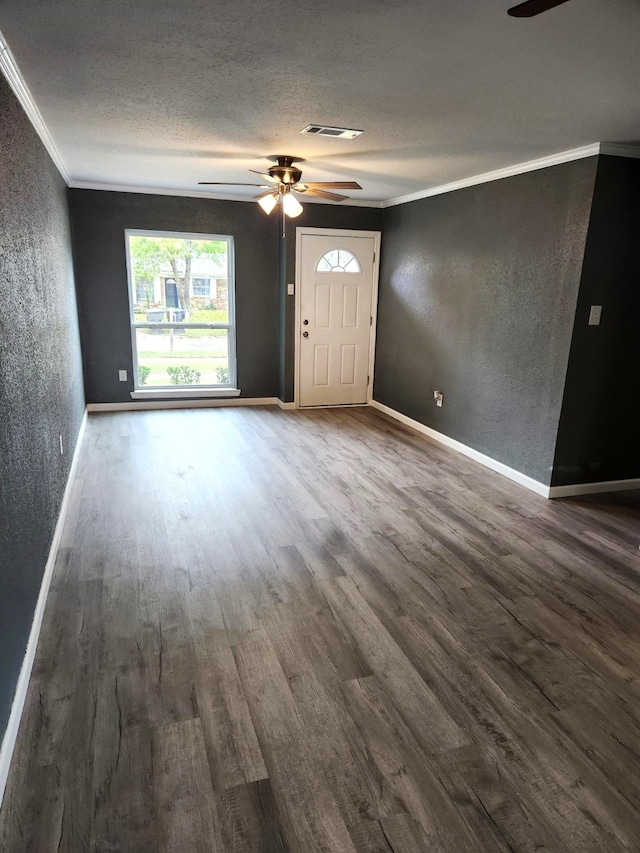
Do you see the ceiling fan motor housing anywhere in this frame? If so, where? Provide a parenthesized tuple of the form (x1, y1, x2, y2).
(269, 156, 303, 185)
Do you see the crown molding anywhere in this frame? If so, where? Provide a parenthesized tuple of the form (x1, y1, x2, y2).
(68, 180, 385, 207)
(0, 30, 70, 183)
(68, 181, 261, 204)
(382, 144, 604, 208)
(599, 142, 640, 159)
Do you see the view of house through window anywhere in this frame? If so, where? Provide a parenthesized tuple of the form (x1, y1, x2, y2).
(126, 230, 235, 389)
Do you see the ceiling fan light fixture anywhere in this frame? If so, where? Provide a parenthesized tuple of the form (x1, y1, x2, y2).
(200, 156, 363, 211)
(258, 192, 278, 214)
(282, 193, 303, 218)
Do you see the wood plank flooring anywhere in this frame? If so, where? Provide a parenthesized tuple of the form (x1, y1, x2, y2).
(2, 405, 640, 852)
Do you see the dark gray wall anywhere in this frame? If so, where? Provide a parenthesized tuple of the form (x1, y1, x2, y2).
(0, 76, 85, 736)
(69, 190, 281, 402)
(552, 156, 640, 486)
(279, 204, 383, 402)
(375, 158, 599, 485)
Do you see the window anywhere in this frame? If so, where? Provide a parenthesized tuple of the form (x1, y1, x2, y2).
(135, 281, 151, 303)
(192, 277, 211, 297)
(316, 249, 361, 273)
(126, 230, 236, 391)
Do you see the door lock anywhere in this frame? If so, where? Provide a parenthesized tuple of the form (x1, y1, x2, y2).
(303, 319, 309, 325)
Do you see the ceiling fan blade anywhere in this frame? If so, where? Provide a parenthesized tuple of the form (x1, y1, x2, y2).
(198, 182, 269, 186)
(296, 181, 362, 190)
(254, 189, 277, 200)
(249, 170, 280, 184)
(507, 0, 571, 17)
(298, 188, 348, 202)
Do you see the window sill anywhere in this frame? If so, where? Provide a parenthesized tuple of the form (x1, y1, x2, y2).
(130, 388, 241, 400)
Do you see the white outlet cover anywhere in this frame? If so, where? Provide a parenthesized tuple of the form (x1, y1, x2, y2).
(119, 369, 128, 381)
(287, 283, 295, 295)
(588, 305, 602, 326)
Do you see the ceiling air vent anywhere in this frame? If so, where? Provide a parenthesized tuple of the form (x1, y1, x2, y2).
(300, 125, 363, 139)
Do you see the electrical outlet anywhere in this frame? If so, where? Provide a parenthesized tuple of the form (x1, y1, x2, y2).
(119, 369, 128, 381)
(433, 390, 444, 408)
(59, 434, 64, 455)
(287, 283, 295, 296)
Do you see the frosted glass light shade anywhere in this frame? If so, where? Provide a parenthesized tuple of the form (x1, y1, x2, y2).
(258, 193, 278, 214)
(282, 193, 303, 218)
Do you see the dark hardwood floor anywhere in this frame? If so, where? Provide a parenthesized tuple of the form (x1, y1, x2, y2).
(1, 405, 640, 852)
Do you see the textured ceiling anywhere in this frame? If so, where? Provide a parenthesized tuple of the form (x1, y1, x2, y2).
(1, 0, 640, 202)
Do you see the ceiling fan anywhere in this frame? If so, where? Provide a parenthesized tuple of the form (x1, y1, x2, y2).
(508, 0, 571, 16)
(198, 155, 363, 219)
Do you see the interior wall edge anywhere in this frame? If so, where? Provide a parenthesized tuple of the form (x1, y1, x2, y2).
(549, 154, 640, 487)
(543, 156, 601, 483)
(0, 410, 88, 810)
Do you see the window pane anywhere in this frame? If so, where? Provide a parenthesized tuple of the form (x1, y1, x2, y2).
(192, 277, 211, 297)
(128, 235, 228, 320)
(188, 303, 229, 325)
(135, 327, 230, 387)
(128, 230, 235, 390)
(316, 248, 361, 273)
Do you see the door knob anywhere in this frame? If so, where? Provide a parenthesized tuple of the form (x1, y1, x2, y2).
(303, 319, 309, 325)
(302, 331, 309, 338)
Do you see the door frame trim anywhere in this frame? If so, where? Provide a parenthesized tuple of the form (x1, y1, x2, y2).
(294, 227, 381, 409)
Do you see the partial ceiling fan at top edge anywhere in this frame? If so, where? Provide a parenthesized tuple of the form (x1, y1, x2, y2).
(507, 0, 571, 17)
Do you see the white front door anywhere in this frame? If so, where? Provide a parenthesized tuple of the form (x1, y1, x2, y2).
(298, 232, 378, 407)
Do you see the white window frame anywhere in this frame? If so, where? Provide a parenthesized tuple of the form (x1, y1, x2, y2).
(125, 229, 238, 396)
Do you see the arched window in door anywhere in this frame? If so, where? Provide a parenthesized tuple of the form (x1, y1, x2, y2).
(316, 249, 361, 273)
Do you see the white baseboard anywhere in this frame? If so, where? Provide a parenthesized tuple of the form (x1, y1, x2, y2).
(87, 397, 279, 412)
(0, 409, 88, 808)
(548, 478, 640, 498)
(276, 399, 297, 410)
(369, 400, 640, 500)
(369, 399, 551, 498)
